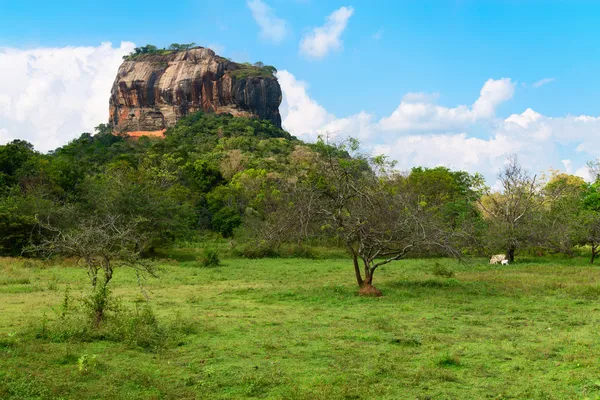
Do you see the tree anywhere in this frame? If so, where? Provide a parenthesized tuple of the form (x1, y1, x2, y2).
(32, 210, 156, 326)
(406, 166, 485, 252)
(478, 155, 544, 262)
(0, 140, 36, 189)
(578, 181, 600, 263)
(0, 190, 55, 256)
(256, 138, 459, 295)
(539, 172, 586, 255)
(83, 158, 196, 251)
(168, 43, 197, 51)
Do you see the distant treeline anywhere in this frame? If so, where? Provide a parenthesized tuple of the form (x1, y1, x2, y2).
(1, 111, 600, 270)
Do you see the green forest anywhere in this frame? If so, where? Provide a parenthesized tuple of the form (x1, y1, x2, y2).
(2, 112, 600, 270)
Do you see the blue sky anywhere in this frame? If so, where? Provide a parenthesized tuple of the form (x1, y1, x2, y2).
(1, 0, 600, 182)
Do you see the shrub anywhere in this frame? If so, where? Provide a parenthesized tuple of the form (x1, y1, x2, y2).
(109, 304, 167, 352)
(199, 249, 221, 268)
(236, 244, 277, 259)
(25, 290, 198, 352)
(77, 354, 98, 374)
(432, 262, 455, 278)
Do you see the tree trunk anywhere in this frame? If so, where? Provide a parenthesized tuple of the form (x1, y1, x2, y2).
(364, 266, 373, 286)
(591, 243, 598, 264)
(506, 246, 516, 263)
(358, 264, 382, 296)
(351, 252, 364, 286)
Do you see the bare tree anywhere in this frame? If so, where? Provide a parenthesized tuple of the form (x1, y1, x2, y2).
(31, 211, 157, 326)
(478, 155, 544, 262)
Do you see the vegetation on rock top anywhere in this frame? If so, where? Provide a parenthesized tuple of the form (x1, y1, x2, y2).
(122, 43, 278, 78)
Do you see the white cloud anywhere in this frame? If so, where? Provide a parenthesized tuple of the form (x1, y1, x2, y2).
(575, 166, 593, 182)
(531, 78, 556, 88)
(0, 42, 134, 152)
(0, 128, 13, 143)
(277, 70, 335, 141)
(379, 78, 515, 132)
(472, 78, 515, 118)
(300, 6, 354, 59)
(247, 0, 288, 44)
(278, 70, 600, 183)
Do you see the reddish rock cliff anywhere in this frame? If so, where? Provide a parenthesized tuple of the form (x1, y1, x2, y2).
(109, 47, 282, 134)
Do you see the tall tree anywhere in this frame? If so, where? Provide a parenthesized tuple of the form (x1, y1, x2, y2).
(478, 155, 544, 262)
(256, 138, 459, 295)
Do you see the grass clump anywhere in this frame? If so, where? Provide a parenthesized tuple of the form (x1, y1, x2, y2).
(435, 353, 461, 368)
(431, 262, 455, 278)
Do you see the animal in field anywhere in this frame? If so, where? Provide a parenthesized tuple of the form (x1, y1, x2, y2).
(489, 254, 506, 264)
(501, 259, 509, 265)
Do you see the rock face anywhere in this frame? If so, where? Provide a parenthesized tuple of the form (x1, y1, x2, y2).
(109, 47, 282, 134)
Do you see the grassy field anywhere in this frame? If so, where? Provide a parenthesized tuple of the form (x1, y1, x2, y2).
(1, 255, 600, 399)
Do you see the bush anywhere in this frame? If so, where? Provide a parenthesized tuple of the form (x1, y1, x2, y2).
(236, 244, 277, 259)
(432, 262, 455, 278)
(109, 305, 167, 352)
(277, 245, 315, 259)
(26, 290, 199, 352)
(199, 249, 221, 268)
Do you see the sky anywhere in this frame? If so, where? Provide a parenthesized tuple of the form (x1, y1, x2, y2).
(1, 0, 600, 183)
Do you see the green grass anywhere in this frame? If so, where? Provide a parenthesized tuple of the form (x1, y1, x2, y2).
(1, 255, 600, 399)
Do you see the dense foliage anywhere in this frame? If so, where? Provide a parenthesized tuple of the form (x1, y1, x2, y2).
(2, 111, 600, 269)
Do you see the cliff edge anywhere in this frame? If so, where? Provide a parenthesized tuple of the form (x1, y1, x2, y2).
(109, 47, 282, 134)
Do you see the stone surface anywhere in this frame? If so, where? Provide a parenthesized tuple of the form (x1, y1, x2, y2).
(109, 47, 282, 134)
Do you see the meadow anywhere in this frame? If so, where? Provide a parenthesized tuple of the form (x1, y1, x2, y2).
(1, 254, 600, 399)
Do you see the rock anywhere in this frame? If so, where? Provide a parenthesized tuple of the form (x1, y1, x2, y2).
(109, 47, 282, 135)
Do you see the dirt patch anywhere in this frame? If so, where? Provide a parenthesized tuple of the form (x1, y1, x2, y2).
(359, 284, 383, 297)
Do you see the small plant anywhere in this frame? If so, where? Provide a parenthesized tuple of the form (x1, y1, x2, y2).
(77, 354, 98, 374)
(432, 262, 455, 278)
(82, 285, 113, 327)
(59, 287, 71, 318)
(199, 249, 221, 268)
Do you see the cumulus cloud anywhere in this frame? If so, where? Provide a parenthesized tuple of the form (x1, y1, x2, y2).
(472, 78, 515, 118)
(278, 70, 600, 183)
(0, 42, 134, 152)
(277, 70, 335, 141)
(300, 6, 354, 59)
(379, 78, 515, 132)
(247, 0, 288, 44)
(531, 78, 556, 88)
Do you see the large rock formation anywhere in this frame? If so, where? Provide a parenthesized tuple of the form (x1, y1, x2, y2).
(109, 47, 282, 135)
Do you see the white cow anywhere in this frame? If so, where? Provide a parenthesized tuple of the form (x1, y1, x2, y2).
(489, 254, 506, 264)
(501, 259, 509, 265)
